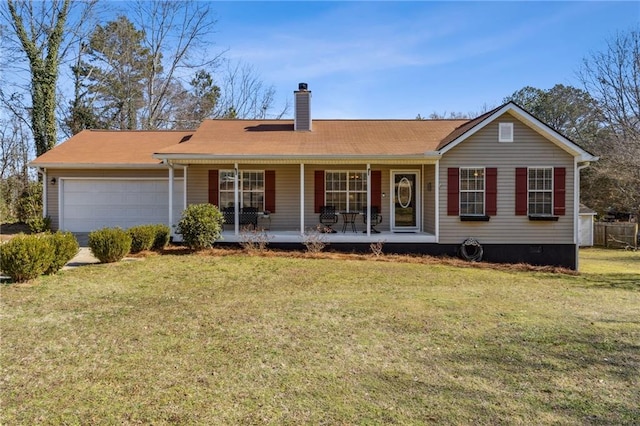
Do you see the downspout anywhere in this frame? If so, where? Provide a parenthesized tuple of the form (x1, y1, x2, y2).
(366, 164, 371, 237)
(434, 160, 440, 242)
(421, 164, 425, 232)
(575, 160, 590, 271)
(39, 168, 47, 218)
(168, 161, 175, 237)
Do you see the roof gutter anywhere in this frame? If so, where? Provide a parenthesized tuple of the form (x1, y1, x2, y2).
(28, 162, 170, 170)
(152, 153, 443, 163)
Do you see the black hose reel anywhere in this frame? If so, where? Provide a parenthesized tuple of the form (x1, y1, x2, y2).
(459, 237, 483, 262)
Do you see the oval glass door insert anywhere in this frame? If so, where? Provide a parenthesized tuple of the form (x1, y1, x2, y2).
(397, 177, 412, 208)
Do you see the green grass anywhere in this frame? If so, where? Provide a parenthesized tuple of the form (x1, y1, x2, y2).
(1, 248, 638, 424)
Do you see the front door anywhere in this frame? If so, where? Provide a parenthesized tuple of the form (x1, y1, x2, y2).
(391, 171, 420, 232)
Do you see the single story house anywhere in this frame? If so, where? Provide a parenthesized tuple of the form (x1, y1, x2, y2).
(31, 83, 597, 269)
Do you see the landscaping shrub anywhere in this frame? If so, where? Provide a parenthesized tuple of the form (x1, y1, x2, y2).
(128, 225, 156, 253)
(302, 225, 329, 253)
(27, 215, 51, 233)
(88, 227, 132, 263)
(16, 181, 42, 223)
(44, 231, 79, 274)
(177, 204, 223, 250)
(239, 226, 272, 253)
(150, 224, 171, 250)
(0, 234, 54, 282)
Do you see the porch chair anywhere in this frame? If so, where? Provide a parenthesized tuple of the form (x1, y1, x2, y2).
(319, 205, 338, 233)
(362, 206, 382, 233)
(241, 206, 259, 229)
(222, 207, 235, 228)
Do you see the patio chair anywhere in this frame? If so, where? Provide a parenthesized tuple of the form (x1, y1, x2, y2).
(241, 206, 259, 229)
(319, 205, 338, 233)
(222, 207, 235, 227)
(362, 206, 382, 233)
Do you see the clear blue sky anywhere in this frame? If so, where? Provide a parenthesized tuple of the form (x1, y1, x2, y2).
(208, 1, 639, 119)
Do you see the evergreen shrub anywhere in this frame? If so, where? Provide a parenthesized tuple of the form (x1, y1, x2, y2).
(0, 234, 54, 282)
(176, 204, 223, 250)
(150, 224, 171, 250)
(88, 227, 132, 263)
(128, 225, 156, 253)
(45, 231, 79, 274)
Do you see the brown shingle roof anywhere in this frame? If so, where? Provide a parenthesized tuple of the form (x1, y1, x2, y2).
(30, 130, 194, 166)
(155, 119, 469, 157)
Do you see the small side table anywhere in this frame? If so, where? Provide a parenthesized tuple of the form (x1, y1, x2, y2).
(340, 211, 359, 233)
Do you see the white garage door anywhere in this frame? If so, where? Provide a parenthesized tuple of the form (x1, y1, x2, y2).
(60, 179, 184, 232)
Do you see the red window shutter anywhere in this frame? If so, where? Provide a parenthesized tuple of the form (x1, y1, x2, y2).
(265, 170, 276, 213)
(371, 170, 382, 210)
(554, 167, 566, 216)
(486, 168, 497, 216)
(447, 168, 459, 216)
(314, 170, 325, 213)
(515, 168, 528, 215)
(208, 170, 219, 206)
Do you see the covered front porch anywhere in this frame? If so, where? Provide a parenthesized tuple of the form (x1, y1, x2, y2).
(164, 159, 442, 242)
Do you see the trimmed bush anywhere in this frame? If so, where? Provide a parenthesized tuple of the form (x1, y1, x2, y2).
(128, 225, 156, 253)
(44, 231, 79, 274)
(150, 224, 171, 251)
(0, 234, 54, 282)
(27, 215, 51, 233)
(177, 204, 223, 250)
(88, 227, 132, 263)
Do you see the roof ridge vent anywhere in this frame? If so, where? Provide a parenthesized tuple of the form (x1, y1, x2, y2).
(294, 83, 311, 131)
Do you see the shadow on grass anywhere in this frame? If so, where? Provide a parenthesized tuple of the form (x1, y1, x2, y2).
(580, 273, 640, 291)
(438, 327, 640, 424)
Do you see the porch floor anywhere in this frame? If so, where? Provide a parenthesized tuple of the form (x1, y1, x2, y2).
(217, 230, 437, 244)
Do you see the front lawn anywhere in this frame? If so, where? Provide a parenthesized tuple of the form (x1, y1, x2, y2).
(1, 248, 638, 424)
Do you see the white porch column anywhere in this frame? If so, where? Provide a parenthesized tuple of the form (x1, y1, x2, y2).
(366, 164, 371, 236)
(168, 163, 174, 235)
(234, 163, 239, 235)
(300, 163, 305, 235)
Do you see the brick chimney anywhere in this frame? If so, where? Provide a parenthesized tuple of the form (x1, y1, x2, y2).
(294, 83, 311, 131)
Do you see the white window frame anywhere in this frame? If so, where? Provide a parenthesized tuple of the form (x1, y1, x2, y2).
(219, 170, 265, 210)
(459, 167, 485, 216)
(528, 167, 553, 215)
(498, 122, 514, 142)
(325, 170, 367, 212)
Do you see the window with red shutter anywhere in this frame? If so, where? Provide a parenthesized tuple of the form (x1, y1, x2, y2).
(447, 168, 459, 216)
(553, 167, 566, 216)
(371, 170, 382, 210)
(486, 168, 497, 216)
(314, 170, 324, 213)
(265, 170, 276, 213)
(208, 170, 219, 206)
(515, 168, 528, 215)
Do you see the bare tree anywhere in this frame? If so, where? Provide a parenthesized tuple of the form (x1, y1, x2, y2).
(0, 96, 32, 221)
(579, 27, 640, 214)
(130, 0, 222, 129)
(215, 61, 289, 119)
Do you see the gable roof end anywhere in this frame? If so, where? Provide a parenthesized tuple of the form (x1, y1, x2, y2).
(436, 102, 598, 162)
